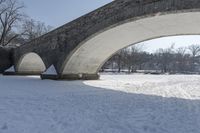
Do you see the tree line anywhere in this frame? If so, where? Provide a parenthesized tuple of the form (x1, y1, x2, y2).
(0, 0, 52, 47)
(102, 44, 200, 74)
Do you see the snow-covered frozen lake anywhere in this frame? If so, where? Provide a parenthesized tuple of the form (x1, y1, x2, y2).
(0, 74, 200, 133)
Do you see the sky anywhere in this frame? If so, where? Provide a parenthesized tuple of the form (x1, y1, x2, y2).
(22, 0, 113, 27)
(138, 35, 200, 53)
(22, 0, 200, 53)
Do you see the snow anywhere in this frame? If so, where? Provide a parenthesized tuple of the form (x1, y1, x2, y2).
(85, 74, 200, 99)
(5, 66, 15, 72)
(1, 74, 200, 133)
(42, 65, 57, 75)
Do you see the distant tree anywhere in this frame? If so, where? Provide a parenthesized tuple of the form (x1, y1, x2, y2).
(0, 0, 24, 46)
(124, 45, 145, 73)
(136, 52, 149, 70)
(102, 43, 200, 74)
(188, 44, 200, 58)
(175, 47, 190, 72)
(188, 44, 200, 71)
(21, 18, 53, 42)
(155, 44, 175, 73)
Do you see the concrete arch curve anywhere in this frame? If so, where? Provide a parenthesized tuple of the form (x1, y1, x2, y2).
(16, 52, 46, 75)
(60, 11, 200, 79)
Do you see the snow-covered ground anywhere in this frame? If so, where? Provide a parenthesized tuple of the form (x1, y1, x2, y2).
(0, 74, 200, 133)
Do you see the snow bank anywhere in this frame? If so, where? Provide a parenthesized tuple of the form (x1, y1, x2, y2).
(0, 74, 200, 133)
(5, 66, 15, 72)
(42, 65, 57, 75)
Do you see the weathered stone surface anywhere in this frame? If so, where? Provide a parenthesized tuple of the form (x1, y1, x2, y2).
(0, 47, 12, 73)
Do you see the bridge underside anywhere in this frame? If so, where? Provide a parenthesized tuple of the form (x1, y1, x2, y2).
(16, 53, 46, 75)
(60, 11, 200, 79)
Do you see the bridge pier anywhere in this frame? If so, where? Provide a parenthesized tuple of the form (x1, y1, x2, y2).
(15, 72, 43, 76)
(41, 73, 100, 80)
(3, 66, 43, 76)
(3, 72, 41, 76)
(60, 73, 100, 80)
(4, 71, 43, 76)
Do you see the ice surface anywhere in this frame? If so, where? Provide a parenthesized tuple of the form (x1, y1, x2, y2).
(1, 74, 200, 133)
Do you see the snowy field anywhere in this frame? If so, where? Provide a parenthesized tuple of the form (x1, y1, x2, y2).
(0, 74, 200, 133)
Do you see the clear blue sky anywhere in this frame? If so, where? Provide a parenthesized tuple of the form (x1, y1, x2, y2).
(22, 0, 200, 52)
(23, 0, 112, 27)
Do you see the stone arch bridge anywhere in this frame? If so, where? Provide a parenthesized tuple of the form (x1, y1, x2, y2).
(9, 0, 200, 80)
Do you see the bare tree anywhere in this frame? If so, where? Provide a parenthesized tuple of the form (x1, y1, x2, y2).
(188, 44, 200, 58)
(175, 47, 189, 72)
(128, 44, 145, 72)
(188, 44, 200, 71)
(102, 43, 200, 74)
(115, 50, 123, 73)
(21, 18, 53, 42)
(155, 45, 175, 73)
(0, 0, 24, 46)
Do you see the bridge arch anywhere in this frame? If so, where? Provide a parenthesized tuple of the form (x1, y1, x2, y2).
(16, 52, 46, 75)
(12, 0, 200, 80)
(60, 11, 200, 79)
